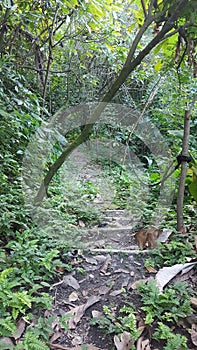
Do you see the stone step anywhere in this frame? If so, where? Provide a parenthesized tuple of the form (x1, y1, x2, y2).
(105, 209, 129, 217)
(104, 217, 133, 226)
(89, 225, 134, 235)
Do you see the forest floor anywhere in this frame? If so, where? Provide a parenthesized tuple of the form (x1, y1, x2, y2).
(46, 149, 197, 350)
(47, 209, 197, 350)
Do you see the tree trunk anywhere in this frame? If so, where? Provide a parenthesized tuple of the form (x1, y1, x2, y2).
(176, 96, 197, 231)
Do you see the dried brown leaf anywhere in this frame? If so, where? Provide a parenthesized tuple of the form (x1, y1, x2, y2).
(64, 295, 100, 329)
(114, 331, 134, 350)
(100, 254, 112, 274)
(145, 266, 157, 274)
(110, 289, 123, 296)
(190, 297, 197, 309)
(157, 228, 173, 243)
(128, 277, 152, 290)
(99, 285, 111, 295)
(191, 324, 197, 346)
(12, 318, 26, 340)
(63, 275, 80, 290)
(69, 291, 79, 302)
(50, 331, 62, 344)
(155, 262, 197, 292)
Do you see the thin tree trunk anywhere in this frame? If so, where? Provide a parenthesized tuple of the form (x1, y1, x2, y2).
(177, 96, 197, 231)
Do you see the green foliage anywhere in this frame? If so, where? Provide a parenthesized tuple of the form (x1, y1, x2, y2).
(14, 330, 50, 350)
(153, 322, 188, 350)
(137, 280, 192, 325)
(0, 268, 53, 337)
(91, 303, 140, 340)
(5, 230, 62, 286)
(150, 239, 196, 267)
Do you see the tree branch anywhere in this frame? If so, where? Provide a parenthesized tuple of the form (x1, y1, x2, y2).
(141, 0, 147, 19)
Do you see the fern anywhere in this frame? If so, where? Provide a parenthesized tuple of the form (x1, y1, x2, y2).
(0, 317, 16, 336)
(163, 334, 188, 350)
(15, 331, 50, 350)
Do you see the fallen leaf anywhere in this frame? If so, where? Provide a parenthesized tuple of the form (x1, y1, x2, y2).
(12, 318, 26, 340)
(64, 295, 100, 329)
(190, 297, 197, 309)
(141, 338, 151, 350)
(55, 265, 65, 273)
(110, 289, 123, 296)
(191, 324, 197, 346)
(63, 275, 80, 290)
(50, 331, 62, 344)
(92, 310, 103, 318)
(114, 331, 134, 350)
(78, 220, 85, 227)
(100, 254, 112, 274)
(155, 262, 197, 292)
(145, 266, 157, 274)
(128, 277, 152, 290)
(157, 228, 173, 243)
(82, 290, 88, 297)
(99, 285, 111, 295)
(69, 291, 79, 302)
(137, 336, 151, 350)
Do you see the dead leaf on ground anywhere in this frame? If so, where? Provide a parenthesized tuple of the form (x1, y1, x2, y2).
(128, 277, 153, 290)
(69, 291, 79, 302)
(63, 274, 80, 290)
(12, 318, 26, 340)
(92, 310, 103, 318)
(100, 254, 112, 274)
(78, 220, 85, 227)
(157, 228, 173, 243)
(190, 297, 197, 309)
(99, 285, 112, 295)
(155, 262, 197, 292)
(64, 295, 100, 329)
(145, 266, 157, 274)
(54, 265, 65, 273)
(110, 289, 123, 296)
(114, 331, 134, 350)
(137, 336, 151, 350)
(191, 324, 197, 346)
(50, 331, 62, 344)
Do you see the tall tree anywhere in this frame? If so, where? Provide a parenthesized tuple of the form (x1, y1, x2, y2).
(34, 0, 197, 211)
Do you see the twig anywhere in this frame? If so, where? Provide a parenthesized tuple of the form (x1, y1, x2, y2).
(21, 66, 71, 74)
(141, 0, 147, 19)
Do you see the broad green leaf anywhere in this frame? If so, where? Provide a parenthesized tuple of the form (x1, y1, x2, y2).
(154, 60, 163, 72)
